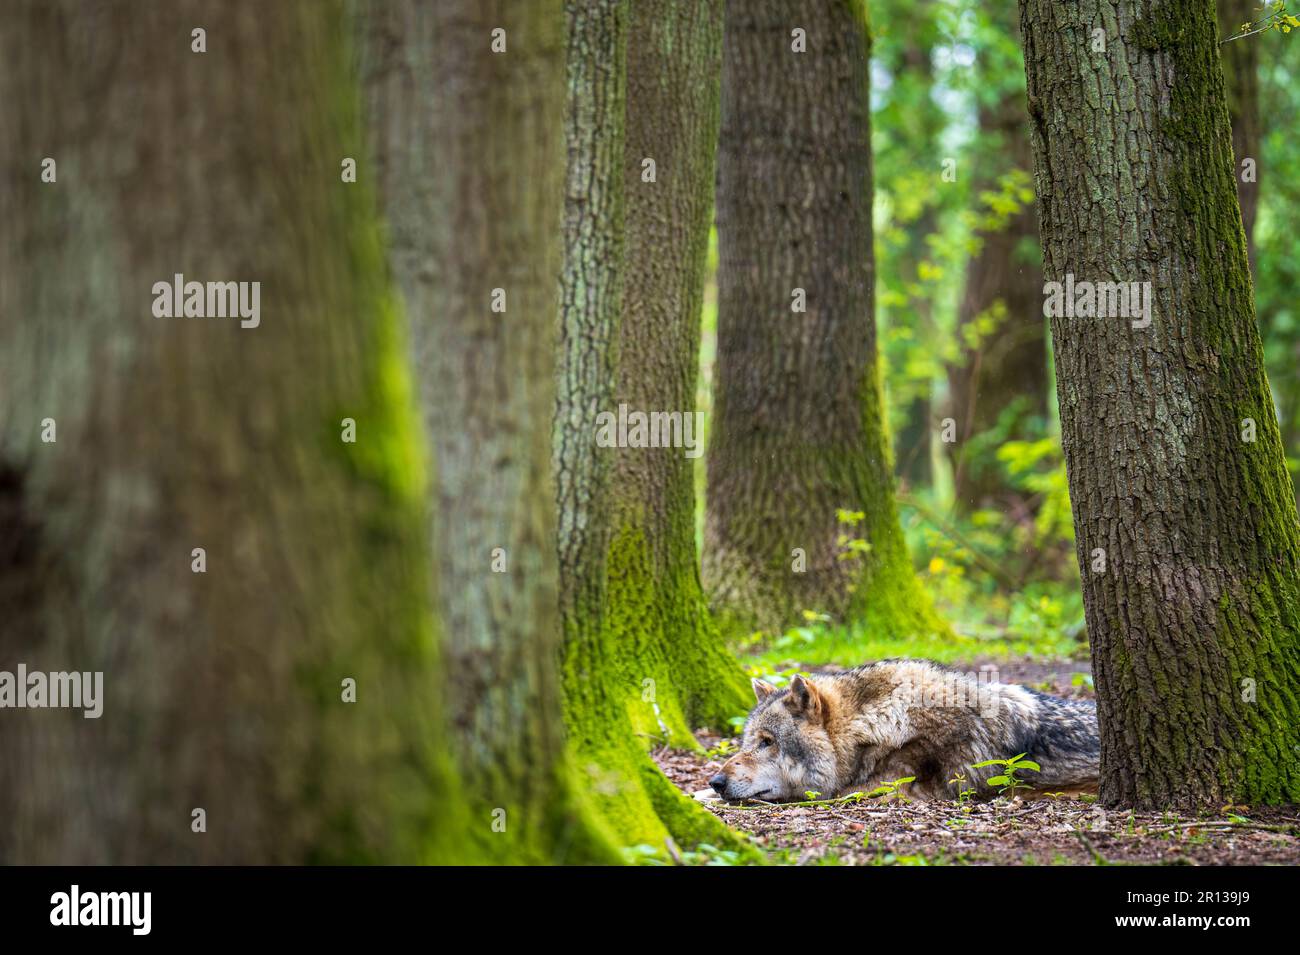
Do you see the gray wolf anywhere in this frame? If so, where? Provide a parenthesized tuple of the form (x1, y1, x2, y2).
(708, 659, 1098, 801)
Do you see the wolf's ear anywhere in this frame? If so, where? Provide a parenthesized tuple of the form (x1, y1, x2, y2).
(786, 674, 824, 719)
(752, 678, 777, 703)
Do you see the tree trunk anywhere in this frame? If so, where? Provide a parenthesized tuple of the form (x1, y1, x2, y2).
(948, 7, 1048, 512)
(1217, 0, 1259, 270)
(361, 0, 618, 862)
(1020, 0, 1300, 808)
(601, 0, 751, 734)
(552, 0, 752, 856)
(706, 0, 948, 640)
(0, 0, 466, 863)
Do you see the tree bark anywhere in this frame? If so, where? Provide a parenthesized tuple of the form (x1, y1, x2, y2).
(1020, 0, 1300, 807)
(948, 6, 1048, 512)
(0, 0, 465, 863)
(601, 0, 751, 734)
(361, 0, 618, 862)
(556, 0, 625, 706)
(552, 0, 753, 856)
(706, 0, 947, 640)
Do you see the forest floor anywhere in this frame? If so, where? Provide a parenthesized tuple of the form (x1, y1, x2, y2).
(654, 657, 1300, 865)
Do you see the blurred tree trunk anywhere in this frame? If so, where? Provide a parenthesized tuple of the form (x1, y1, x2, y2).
(362, 0, 620, 862)
(1218, 0, 1260, 270)
(1021, 0, 1300, 808)
(0, 0, 466, 863)
(948, 7, 1047, 513)
(887, 10, 941, 491)
(706, 0, 947, 639)
(550, 0, 752, 855)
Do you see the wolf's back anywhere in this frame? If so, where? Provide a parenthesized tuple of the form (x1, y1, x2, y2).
(1018, 689, 1099, 789)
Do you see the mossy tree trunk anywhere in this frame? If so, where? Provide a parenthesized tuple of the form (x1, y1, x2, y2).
(605, 0, 751, 739)
(1020, 0, 1300, 808)
(947, 5, 1048, 513)
(556, 0, 627, 785)
(553, 0, 752, 856)
(361, 0, 619, 863)
(0, 0, 467, 863)
(705, 0, 948, 640)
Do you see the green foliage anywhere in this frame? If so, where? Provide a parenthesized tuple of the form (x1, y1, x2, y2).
(948, 771, 977, 805)
(796, 777, 919, 805)
(835, 508, 873, 561)
(893, 490, 1085, 657)
(724, 779, 917, 810)
(875, 0, 1039, 457)
(972, 753, 1041, 796)
(748, 604, 1082, 668)
(864, 776, 916, 802)
(996, 435, 1075, 547)
(624, 841, 750, 866)
(1223, 2, 1300, 41)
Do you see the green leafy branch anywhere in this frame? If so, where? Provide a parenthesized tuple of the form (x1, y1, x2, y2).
(1223, 2, 1300, 43)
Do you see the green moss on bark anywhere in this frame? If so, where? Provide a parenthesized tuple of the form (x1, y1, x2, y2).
(1021, 0, 1300, 808)
(552, 0, 757, 862)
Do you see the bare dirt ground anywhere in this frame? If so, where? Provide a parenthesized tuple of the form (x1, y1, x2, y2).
(653, 658, 1300, 865)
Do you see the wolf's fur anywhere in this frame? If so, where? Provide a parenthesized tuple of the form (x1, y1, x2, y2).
(711, 659, 1098, 801)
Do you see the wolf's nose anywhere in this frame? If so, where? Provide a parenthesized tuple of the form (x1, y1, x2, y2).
(708, 773, 728, 794)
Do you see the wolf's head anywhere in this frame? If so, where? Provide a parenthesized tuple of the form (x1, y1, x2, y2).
(708, 675, 839, 802)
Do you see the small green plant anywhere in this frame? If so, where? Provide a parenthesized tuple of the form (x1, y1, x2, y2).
(676, 843, 745, 866)
(869, 851, 943, 866)
(835, 508, 871, 563)
(948, 771, 977, 807)
(623, 841, 747, 866)
(866, 776, 916, 803)
(971, 753, 1041, 796)
(622, 843, 662, 865)
(772, 777, 916, 810)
